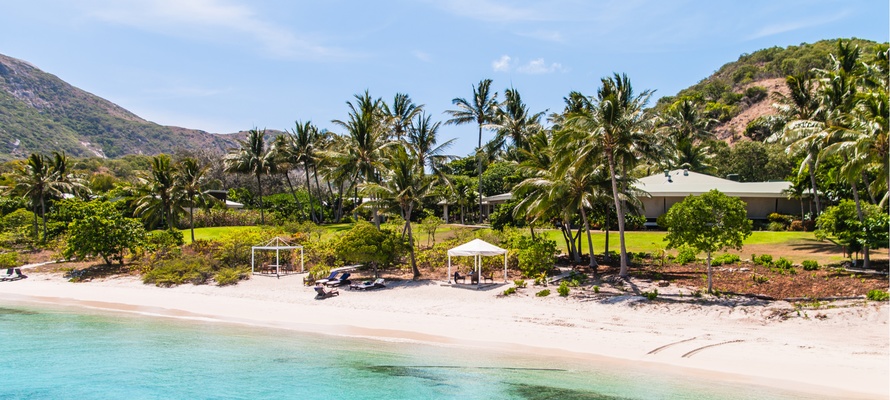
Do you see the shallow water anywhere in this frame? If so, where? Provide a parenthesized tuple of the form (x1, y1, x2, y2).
(0, 302, 837, 399)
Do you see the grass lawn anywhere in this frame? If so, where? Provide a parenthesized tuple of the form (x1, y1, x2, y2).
(540, 230, 849, 265)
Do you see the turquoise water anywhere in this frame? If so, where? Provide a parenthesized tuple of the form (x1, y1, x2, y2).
(0, 302, 834, 400)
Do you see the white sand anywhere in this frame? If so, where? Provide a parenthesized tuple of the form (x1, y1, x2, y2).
(1, 272, 887, 399)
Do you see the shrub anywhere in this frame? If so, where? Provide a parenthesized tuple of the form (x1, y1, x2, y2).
(0, 252, 18, 269)
(674, 246, 697, 265)
(503, 287, 517, 296)
(753, 254, 773, 266)
(789, 220, 805, 231)
(557, 281, 570, 297)
(501, 230, 557, 278)
(767, 221, 787, 232)
(712, 253, 741, 266)
(642, 289, 658, 300)
(867, 289, 889, 301)
(142, 253, 215, 287)
(593, 285, 600, 293)
(513, 279, 527, 288)
(215, 267, 245, 286)
(774, 257, 793, 269)
(752, 274, 769, 284)
(801, 260, 819, 271)
(535, 289, 551, 297)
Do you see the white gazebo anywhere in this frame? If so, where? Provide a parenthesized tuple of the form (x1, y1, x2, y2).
(251, 237, 304, 278)
(447, 239, 508, 288)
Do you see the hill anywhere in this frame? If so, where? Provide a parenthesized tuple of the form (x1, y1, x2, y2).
(655, 38, 889, 142)
(0, 53, 237, 161)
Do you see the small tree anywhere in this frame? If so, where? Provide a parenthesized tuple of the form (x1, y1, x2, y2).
(658, 190, 752, 293)
(420, 215, 442, 246)
(63, 201, 146, 266)
(334, 222, 407, 278)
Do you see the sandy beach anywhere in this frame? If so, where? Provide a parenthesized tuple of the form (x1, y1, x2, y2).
(1, 271, 887, 399)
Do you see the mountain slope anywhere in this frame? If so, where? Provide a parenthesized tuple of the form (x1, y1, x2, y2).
(0, 53, 236, 161)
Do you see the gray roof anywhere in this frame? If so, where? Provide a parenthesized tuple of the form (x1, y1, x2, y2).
(636, 169, 791, 198)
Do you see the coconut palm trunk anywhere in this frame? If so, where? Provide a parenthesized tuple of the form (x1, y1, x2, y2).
(580, 207, 598, 270)
(807, 158, 822, 215)
(607, 152, 630, 278)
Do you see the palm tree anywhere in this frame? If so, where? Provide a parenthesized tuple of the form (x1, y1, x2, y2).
(565, 73, 654, 279)
(445, 79, 498, 222)
(769, 72, 825, 214)
(11, 153, 70, 242)
(135, 154, 181, 230)
(175, 157, 213, 242)
(659, 98, 715, 172)
(493, 88, 544, 162)
(332, 91, 389, 228)
(361, 145, 434, 279)
(406, 112, 455, 177)
(280, 120, 323, 223)
(224, 128, 277, 225)
(382, 93, 423, 141)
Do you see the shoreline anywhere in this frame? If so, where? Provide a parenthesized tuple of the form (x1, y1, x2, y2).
(1, 272, 887, 399)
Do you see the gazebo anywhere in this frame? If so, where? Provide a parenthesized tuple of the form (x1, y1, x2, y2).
(251, 237, 304, 278)
(447, 239, 508, 288)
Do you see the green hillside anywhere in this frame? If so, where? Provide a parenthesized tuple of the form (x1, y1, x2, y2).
(0, 53, 236, 161)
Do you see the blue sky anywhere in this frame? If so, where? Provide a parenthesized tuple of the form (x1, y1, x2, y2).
(1, 0, 887, 158)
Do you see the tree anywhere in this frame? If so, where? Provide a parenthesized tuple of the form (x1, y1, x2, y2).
(280, 120, 323, 223)
(361, 145, 434, 279)
(332, 91, 389, 228)
(334, 221, 407, 279)
(406, 112, 455, 177)
(816, 200, 888, 262)
(658, 189, 752, 293)
(493, 87, 544, 162)
(224, 128, 277, 225)
(10, 153, 74, 242)
(63, 200, 146, 266)
(175, 157, 213, 242)
(135, 154, 181, 230)
(565, 73, 655, 278)
(445, 79, 498, 222)
(382, 93, 423, 141)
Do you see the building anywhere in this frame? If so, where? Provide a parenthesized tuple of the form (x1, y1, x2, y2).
(636, 169, 801, 221)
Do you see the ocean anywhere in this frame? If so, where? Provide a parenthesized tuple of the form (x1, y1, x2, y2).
(0, 301, 837, 399)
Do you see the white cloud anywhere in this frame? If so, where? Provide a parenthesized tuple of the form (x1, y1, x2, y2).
(84, 0, 345, 60)
(492, 55, 513, 72)
(517, 58, 565, 74)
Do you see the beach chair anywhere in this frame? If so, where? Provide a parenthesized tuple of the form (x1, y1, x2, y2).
(314, 285, 339, 299)
(482, 272, 494, 283)
(315, 271, 341, 285)
(349, 278, 385, 290)
(325, 272, 351, 287)
(453, 272, 466, 284)
(0, 268, 13, 281)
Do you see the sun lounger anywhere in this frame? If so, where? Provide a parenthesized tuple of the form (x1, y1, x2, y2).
(349, 278, 385, 290)
(315, 271, 341, 285)
(1, 268, 25, 281)
(0, 268, 13, 281)
(325, 272, 351, 287)
(482, 273, 494, 283)
(453, 272, 466, 284)
(314, 285, 339, 299)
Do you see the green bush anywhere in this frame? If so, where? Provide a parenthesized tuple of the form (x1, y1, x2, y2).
(501, 230, 557, 278)
(513, 279, 527, 288)
(503, 287, 517, 296)
(801, 260, 819, 271)
(867, 289, 889, 301)
(774, 257, 793, 269)
(642, 289, 658, 300)
(712, 253, 741, 266)
(144, 229, 184, 252)
(767, 221, 787, 231)
(674, 246, 697, 265)
(536, 289, 551, 297)
(557, 281, 570, 297)
(752, 274, 769, 284)
(593, 285, 600, 293)
(753, 254, 773, 266)
(0, 252, 18, 269)
(215, 267, 245, 286)
(142, 253, 215, 287)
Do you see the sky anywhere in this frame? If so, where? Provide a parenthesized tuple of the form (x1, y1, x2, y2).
(1, 0, 887, 158)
